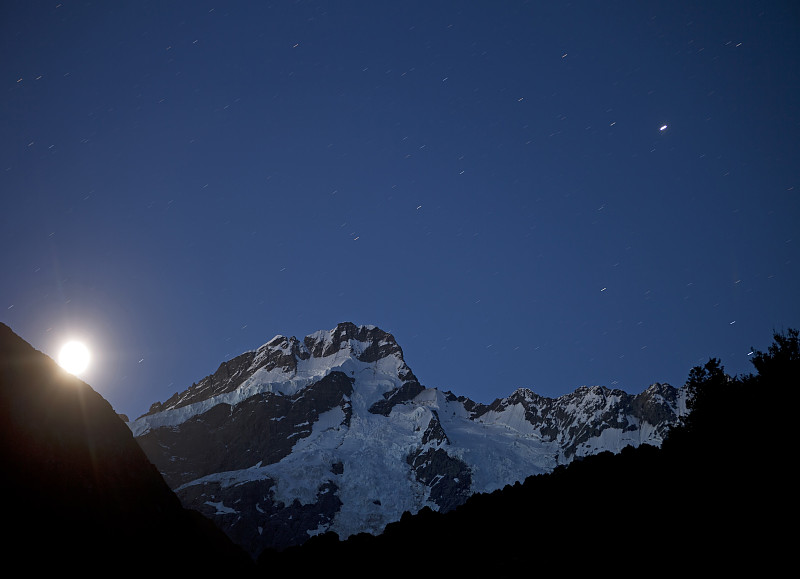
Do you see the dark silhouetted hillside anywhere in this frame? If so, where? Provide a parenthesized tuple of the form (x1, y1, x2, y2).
(0, 323, 253, 574)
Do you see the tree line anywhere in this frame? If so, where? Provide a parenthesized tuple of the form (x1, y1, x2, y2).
(257, 328, 797, 576)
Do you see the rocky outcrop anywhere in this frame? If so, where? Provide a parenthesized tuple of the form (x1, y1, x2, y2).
(137, 370, 354, 487)
(303, 322, 405, 364)
(369, 379, 425, 415)
(405, 410, 471, 512)
(470, 383, 684, 459)
(177, 477, 343, 555)
(141, 322, 415, 418)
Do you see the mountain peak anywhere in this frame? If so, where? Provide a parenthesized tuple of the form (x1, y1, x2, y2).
(302, 322, 404, 363)
(134, 323, 413, 427)
(129, 321, 687, 557)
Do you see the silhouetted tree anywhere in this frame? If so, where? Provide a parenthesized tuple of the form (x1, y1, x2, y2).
(664, 356, 736, 457)
(748, 327, 799, 384)
(741, 328, 798, 466)
(665, 329, 798, 455)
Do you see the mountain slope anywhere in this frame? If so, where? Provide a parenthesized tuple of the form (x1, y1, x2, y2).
(264, 330, 799, 576)
(0, 323, 253, 574)
(130, 322, 686, 557)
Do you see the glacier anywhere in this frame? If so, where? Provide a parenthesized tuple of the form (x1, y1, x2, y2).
(129, 322, 687, 556)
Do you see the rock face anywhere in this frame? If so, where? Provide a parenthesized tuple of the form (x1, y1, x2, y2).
(129, 322, 686, 559)
(0, 323, 252, 573)
(141, 323, 414, 418)
(465, 382, 682, 460)
(138, 370, 355, 488)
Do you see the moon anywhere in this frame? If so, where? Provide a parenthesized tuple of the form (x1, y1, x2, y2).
(58, 340, 91, 375)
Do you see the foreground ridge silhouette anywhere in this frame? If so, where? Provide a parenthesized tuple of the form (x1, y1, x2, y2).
(0, 323, 254, 574)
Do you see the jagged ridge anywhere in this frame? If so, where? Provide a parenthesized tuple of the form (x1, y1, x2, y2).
(142, 322, 414, 418)
(129, 322, 686, 558)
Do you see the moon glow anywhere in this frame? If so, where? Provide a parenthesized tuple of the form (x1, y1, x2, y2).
(58, 341, 91, 375)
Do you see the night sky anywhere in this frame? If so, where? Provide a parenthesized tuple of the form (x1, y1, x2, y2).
(2, 1, 798, 420)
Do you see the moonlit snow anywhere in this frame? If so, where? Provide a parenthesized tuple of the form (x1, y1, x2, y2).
(129, 326, 685, 543)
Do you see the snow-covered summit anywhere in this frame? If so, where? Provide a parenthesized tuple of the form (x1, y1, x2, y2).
(129, 322, 414, 436)
(130, 322, 686, 557)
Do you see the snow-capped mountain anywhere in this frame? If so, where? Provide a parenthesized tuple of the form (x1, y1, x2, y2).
(129, 322, 686, 558)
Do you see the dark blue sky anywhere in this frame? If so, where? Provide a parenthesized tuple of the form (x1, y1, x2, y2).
(2, 1, 798, 419)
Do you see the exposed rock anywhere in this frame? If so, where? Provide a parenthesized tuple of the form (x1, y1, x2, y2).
(406, 447, 473, 512)
(303, 322, 404, 363)
(137, 371, 354, 487)
(177, 477, 343, 556)
(368, 379, 425, 416)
